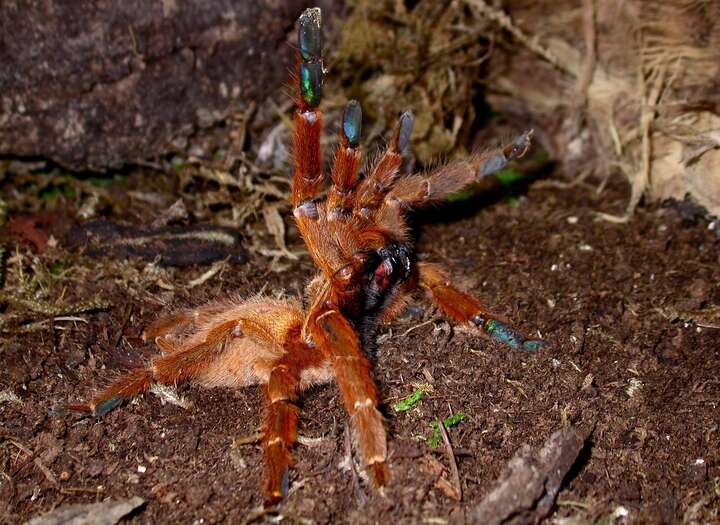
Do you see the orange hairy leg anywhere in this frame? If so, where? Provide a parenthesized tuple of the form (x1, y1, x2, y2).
(417, 262, 545, 352)
(354, 112, 415, 224)
(309, 308, 389, 486)
(141, 302, 229, 343)
(61, 319, 237, 416)
(291, 8, 324, 207)
(385, 130, 533, 208)
(292, 109, 324, 207)
(327, 101, 362, 217)
(263, 328, 328, 503)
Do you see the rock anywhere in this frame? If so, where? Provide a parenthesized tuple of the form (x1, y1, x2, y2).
(0, 1, 337, 171)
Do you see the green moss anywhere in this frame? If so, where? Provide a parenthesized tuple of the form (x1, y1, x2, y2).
(392, 388, 425, 412)
(428, 412, 466, 448)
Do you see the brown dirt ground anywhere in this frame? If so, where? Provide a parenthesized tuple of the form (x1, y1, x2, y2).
(1, 174, 719, 524)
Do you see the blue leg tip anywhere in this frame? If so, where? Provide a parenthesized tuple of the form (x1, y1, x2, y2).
(484, 319, 522, 349)
(521, 339, 547, 353)
(94, 396, 123, 417)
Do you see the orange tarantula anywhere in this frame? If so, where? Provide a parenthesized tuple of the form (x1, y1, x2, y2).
(61, 7, 544, 504)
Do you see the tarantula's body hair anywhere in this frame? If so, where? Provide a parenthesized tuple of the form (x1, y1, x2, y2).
(61, 7, 545, 507)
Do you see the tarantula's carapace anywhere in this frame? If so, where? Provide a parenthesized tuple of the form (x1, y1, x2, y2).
(59, 7, 545, 505)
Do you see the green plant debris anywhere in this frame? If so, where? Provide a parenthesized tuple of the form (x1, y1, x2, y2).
(171, 157, 186, 172)
(446, 188, 477, 203)
(495, 168, 525, 186)
(85, 175, 124, 188)
(428, 412, 467, 448)
(392, 388, 425, 412)
(40, 184, 76, 200)
(0, 292, 111, 316)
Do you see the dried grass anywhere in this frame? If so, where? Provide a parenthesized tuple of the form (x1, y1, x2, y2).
(487, 0, 720, 218)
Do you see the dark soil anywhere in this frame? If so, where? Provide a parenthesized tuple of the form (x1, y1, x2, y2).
(1, 177, 719, 524)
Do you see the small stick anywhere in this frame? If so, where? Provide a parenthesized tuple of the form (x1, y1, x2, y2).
(344, 425, 366, 504)
(438, 420, 462, 501)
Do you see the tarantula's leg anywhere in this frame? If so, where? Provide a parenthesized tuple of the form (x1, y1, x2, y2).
(60, 320, 237, 416)
(387, 130, 533, 208)
(417, 262, 545, 352)
(354, 112, 415, 222)
(292, 8, 324, 207)
(310, 309, 389, 486)
(263, 333, 328, 504)
(326, 101, 362, 218)
(142, 303, 228, 344)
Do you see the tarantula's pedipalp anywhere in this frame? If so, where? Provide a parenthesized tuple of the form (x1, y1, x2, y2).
(61, 6, 547, 506)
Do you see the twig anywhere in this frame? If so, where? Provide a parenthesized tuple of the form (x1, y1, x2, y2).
(187, 259, 227, 289)
(438, 420, 462, 501)
(399, 318, 436, 338)
(233, 431, 263, 446)
(34, 457, 58, 485)
(60, 486, 105, 494)
(240, 507, 277, 525)
(573, 0, 597, 106)
(344, 424, 366, 504)
(465, 0, 569, 74)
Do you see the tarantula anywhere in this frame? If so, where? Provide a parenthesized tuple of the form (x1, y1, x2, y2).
(61, 8, 544, 504)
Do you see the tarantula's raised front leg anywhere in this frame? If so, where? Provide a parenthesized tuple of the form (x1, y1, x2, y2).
(417, 262, 545, 351)
(292, 8, 324, 208)
(309, 308, 389, 486)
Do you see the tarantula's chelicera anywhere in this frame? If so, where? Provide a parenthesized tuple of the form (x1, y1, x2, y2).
(62, 8, 544, 504)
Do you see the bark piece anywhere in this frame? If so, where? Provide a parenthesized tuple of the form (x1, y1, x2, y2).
(66, 219, 246, 267)
(468, 426, 586, 525)
(25, 496, 144, 525)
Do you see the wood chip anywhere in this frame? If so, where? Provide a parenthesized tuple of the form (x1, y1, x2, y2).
(25, 496, 145, 525)
(468, 427, 586, 525)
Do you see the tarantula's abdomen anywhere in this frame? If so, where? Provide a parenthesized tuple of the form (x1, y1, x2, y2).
(196, 337, 283, 389)
(148, 297, 315, 389)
